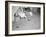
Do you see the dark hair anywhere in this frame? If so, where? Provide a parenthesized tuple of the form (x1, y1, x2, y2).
(23, 7, 31, 12)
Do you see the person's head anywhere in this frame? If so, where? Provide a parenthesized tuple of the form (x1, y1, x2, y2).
(23, 7, 31, 12)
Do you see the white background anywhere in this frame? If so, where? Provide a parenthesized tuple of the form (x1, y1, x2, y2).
(0, 0, 46, 37)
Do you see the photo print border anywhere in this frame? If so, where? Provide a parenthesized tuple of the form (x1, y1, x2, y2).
(5, 1, 45, 36)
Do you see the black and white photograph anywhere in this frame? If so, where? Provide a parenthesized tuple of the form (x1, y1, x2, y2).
(5, 1, 45, 36)
(12, 6, 40, 30)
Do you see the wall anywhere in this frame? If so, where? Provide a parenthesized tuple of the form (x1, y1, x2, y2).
(0, 0, 46, 37)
